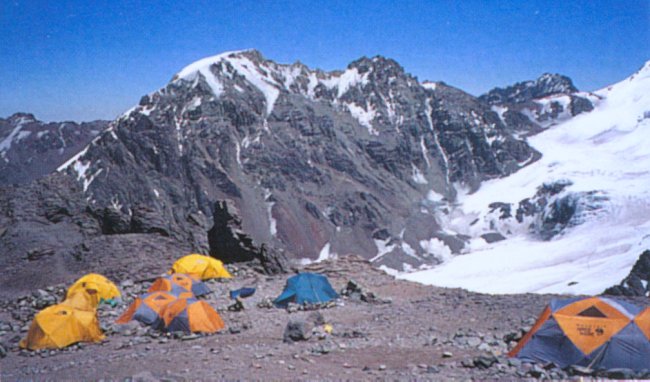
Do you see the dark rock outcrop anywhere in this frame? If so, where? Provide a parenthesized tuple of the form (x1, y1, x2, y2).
(478, 74, 597, 134)
(604, 250, 650, 297)
(479, 73, 578, 105)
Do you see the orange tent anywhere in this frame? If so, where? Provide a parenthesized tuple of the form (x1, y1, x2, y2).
(510, 296, 650, 371)
(148, 274, 211, 297)
(116, 291, 191, 326)
(157, 297, 225, 334)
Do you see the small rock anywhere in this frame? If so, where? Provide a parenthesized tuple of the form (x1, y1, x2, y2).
(426, 366, 440, 374)
(378, 364, 386, 371)
(600, 368, 637, 379)
(461, 359, 475, 368)
(567, 364, 594, 376)
(467, 337, 482, 347)
(473, 355, 498, 369)
(181, 334, 200, 341)
(442, 351, 453, 358)
(283, 319, 313, 342)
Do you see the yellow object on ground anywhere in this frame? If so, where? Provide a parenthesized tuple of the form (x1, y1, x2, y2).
(169, 254, 232, 280)
(19, 304, 104, 350)
(67, 273, 121, 302)
(323, 324, 333, 334)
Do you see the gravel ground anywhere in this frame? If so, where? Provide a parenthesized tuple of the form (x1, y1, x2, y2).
(0, 256, 647, 381)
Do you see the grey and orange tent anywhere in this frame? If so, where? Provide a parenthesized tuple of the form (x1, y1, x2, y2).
(116, 291, 192, 326)
(509, 296, 650, 371)
(155, 297, 225, 334)
(148, 274, 211, 297)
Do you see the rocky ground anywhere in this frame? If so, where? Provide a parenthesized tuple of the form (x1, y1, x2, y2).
(0, 256, 648, 381)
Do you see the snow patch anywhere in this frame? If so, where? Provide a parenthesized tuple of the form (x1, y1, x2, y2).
(264, 189, 277, 237)
(316, 242, 337, 262)
(346, 102, 378, 134)
(411, 164, 427, 184)
(370, 238, 396, 262)
(419, 238, 452, 262)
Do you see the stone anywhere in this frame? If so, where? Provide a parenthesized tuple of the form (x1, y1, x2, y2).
(442, 351, 453, 358)
(466, 336, 482, 347)
(473, 355, 498, 369)
(567, 364, 594, 376)
(284, 320, 313, 342)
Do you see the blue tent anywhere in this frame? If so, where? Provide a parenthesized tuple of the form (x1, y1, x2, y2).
(273, 273, 339, 308)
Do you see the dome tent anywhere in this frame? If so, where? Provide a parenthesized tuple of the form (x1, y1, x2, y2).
(155, 297, 225, 334)
(169, 254, 232, 280)
(116, 291, 192, 326)
(510, 296, 650, 371)
(274, 273, 339, 308)
(20, 304, 104, 350)
(148, 273, 211, 297)
(67, 273, 121, 303)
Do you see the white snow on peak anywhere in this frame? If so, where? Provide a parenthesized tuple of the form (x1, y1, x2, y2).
(174, 50, 379, 127)
(422, 81, 438, 91)
(402, 61, 650, 295)
(321, 67, 369, 98)
(176, 50, 281, 115)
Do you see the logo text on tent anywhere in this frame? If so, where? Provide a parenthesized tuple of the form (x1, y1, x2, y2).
(576, 323, 606, 336)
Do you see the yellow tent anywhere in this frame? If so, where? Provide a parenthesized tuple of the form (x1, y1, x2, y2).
(19, 304, 104, 350)
(169, 254, 232, 280)
(62, 289, 100, 311)
(67, 273, 121, 302)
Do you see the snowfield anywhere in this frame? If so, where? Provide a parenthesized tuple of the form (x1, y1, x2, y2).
(402, 61, 650, 295)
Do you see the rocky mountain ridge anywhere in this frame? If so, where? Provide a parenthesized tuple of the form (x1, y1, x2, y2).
(0, 113, 107, 185)
(0, 50, 602, 295)
(57, 50, 547, 269)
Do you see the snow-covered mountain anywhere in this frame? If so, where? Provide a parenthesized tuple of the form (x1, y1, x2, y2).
(5, 50, 644, 298)
(0, 113, 107, 185)
(402, 61, 650, 295)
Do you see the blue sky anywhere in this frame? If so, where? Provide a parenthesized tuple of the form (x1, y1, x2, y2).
(1, 0, 648, 122)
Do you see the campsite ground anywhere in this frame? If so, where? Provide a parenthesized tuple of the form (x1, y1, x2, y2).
(0, 256, 642, 381)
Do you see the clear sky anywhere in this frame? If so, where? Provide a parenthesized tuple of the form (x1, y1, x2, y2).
(1, 0, 648, 122)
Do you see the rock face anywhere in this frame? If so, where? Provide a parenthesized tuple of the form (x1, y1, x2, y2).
(479, 74, 597, 133)
(479, 73, 578, 105)
(0, 113, 107, 185)
(2, 51, 600, 293)
(604, 250, 650, 296)
(53, 50, 539, 271)
(0, 174, 194, 297)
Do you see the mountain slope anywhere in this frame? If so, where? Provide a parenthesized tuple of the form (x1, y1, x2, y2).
(55, 50, 536, 270)
(0, 113, 106, 185)
(402, 61, 650, 294)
